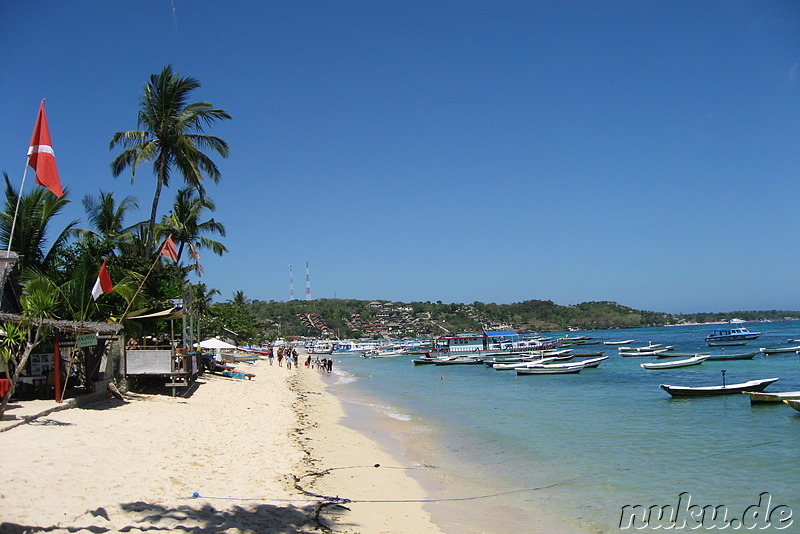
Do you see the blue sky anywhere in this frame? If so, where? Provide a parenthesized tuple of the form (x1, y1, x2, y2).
(1, 1, 798, 314)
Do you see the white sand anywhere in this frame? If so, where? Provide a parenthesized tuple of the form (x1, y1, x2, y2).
(0, 359, 443, 533)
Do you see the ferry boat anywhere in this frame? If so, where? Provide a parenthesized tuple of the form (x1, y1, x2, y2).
(704, 327, 762, 343)
(427, 330, 563, 356)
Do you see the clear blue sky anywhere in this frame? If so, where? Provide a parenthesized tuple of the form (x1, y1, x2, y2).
(1, 1, 798, 314)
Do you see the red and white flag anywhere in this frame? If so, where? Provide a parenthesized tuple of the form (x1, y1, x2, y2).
(28, 100, 64, 198)
(160, 235, 179, 262)
(91, 259, 113, 301)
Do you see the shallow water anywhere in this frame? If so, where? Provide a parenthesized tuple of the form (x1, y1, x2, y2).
(327, 322, 800, 533)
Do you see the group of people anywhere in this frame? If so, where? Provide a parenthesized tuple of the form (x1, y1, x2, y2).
(265, 344, 333, 373)
(269, 345, 299, 368)
(309, 356, 334, 373)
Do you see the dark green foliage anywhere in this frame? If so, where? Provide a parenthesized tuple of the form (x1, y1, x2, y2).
(239, 298, 800, 338)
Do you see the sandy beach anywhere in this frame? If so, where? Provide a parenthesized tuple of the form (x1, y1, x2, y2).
(0, 358, 444, 533)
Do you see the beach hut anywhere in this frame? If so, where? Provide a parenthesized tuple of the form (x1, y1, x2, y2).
(0, 312, 124, 403)
(125, 306, 200, 395)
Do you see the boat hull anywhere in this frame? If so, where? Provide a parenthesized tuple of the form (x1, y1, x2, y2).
(641, 355, 708, 370)
(660, 378, 779, 397)
(705, 352, 758, 361)
(746, 391, 800, 404)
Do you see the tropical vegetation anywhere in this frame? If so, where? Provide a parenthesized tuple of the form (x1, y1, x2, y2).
(0, 66, 234, 410)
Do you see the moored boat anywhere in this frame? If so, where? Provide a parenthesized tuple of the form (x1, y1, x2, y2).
(516, 362, 585, 375)
(433, 356, 485, 365)
(621, 348, 669, 357)
(705, 351, 759, 361)
(574, 355, 609, 368)
(706, 340, 748, 347)
(745, 390, 800, 404)
(492, 357, 558, 370)
(619, 342, 662, 352)
(603, 339, 634, 345)
(704, 327, 762, 342)
(660, 377, 779, 397)
(640, 354, 709, 370)
(759, 345, 800, 355)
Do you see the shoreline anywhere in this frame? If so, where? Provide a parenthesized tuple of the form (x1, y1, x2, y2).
(323, 357, 595, 534)
(0, 358, 441, 533)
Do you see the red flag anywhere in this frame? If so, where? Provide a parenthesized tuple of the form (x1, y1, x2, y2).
(91, 260, 113, 301)
(161, 235, 179, 262)
(28, 100, 64, 197)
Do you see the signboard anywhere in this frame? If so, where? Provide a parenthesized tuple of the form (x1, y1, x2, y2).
(77, 333, 98, 348)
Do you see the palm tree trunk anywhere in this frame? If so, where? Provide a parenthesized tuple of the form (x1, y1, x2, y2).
(147, 159, 167, 250)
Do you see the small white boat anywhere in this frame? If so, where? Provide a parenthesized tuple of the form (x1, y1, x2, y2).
(516, 362, 585, 375)
(433, 356, 484, 365)
(619, 342, 662, 352)
(603, 339, 634, 345)
(746, 390, 800, 404)
(621, 348, 670, 357)
(492, 357, 557, 370)
(759, 345, 800, 355)
(574, 355, 609, 368)
(660, 378, 779, 397)
(640, 354, 709, 370)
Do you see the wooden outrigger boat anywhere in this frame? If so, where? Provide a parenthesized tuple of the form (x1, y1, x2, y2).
(603, 339, 634, 345)
(745, 390, 800, 404)
(660, 377, 779, 397)
(706, 341, 748, 347)
(433, 356, 484, 365)
(492, 357, 558, 370)
(574, 355, 609, 368)
(621, 348, 669, 357)
(705, 351, 758, 361)
(619, 343, 662, 352)
(657, 352, 710, 359)
(640, 354, 709, 370)
(516, 362, 585, 375)
(759, 345, 800, 355)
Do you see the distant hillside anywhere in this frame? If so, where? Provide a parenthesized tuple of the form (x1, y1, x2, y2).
(243, 298, 800, 339)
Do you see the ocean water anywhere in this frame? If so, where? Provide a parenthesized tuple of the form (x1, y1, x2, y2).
(325, 322, 800, 533)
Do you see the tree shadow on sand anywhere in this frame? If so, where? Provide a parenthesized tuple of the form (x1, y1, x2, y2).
(0, 499, 354, 534)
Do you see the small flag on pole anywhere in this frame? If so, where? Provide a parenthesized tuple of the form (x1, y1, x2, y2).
(91, 259, 113, 301)
(160, 235, 179, 262)
(28, 100, 64, 198)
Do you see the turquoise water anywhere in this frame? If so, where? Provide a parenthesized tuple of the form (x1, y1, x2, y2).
(326, 322, 800, 533)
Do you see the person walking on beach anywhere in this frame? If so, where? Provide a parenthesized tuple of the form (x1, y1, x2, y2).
(277, 347, 283, 367)
(268, 346, 274, 365)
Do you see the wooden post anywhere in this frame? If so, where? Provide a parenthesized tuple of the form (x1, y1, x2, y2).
(53, 330, 62, 402)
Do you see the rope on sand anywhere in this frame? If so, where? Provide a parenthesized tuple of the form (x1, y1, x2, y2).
(186, 440, 782, 505)
(188, 467, 620, 504)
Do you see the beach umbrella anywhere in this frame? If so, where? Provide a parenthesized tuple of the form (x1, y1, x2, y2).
(197, 337, 237, 350)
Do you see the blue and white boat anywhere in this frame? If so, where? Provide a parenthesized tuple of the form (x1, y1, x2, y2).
(428, 330, 563, 357)
(704, 327, 762, 342)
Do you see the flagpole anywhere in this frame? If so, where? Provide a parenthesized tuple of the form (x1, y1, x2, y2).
(120, 236, 176, 321)
(6, 164, 30, 255)
(120, 252, 163, 321)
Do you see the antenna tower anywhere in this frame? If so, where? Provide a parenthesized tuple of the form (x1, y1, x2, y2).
(305, 261, 311, 301)
(289, 264, 294, 300)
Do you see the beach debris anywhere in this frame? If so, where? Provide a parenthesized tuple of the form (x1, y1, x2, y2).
(107, 381, 126, 402)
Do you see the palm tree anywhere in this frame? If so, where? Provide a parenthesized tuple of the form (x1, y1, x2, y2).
(156, 187, 227, 272)
(230, 290, 249, 307)
(109, 65, 231, 249)
(0, 172, 77, 274)
(76, 191, 143, 256)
